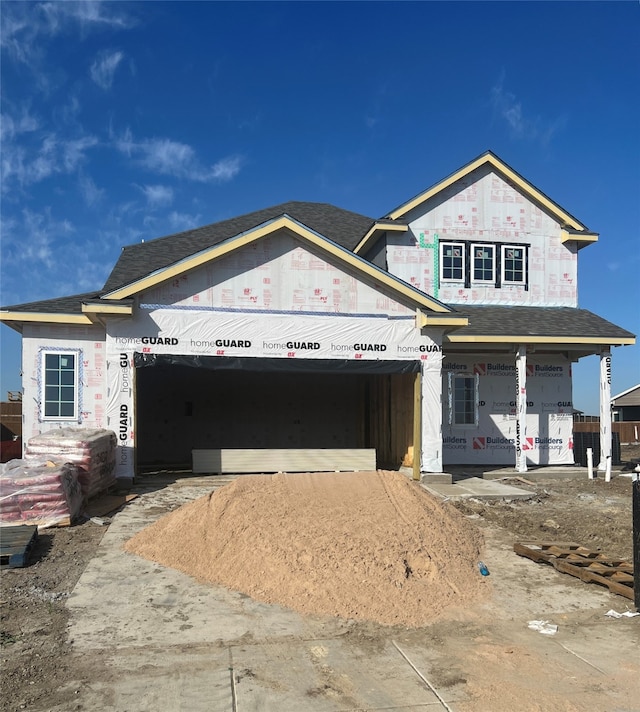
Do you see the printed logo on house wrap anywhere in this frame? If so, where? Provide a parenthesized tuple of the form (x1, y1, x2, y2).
(442, 361, 468, 372)
(535, 437, 564, 450)
(443, 436, 467, 450)
(474, 436, 516, 450)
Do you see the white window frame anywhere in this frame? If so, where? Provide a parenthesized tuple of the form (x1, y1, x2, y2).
(448, 372, 479, 427)
(501, 245, 526, 285)
(440, 242, 465, 283)
(40, 350, 80, 421)
(471, 243, 495, 283)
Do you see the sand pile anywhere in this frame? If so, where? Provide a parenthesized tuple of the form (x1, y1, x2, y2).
(124, 470, 488, 627)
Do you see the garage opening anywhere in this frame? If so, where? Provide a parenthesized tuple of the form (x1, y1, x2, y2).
(134, 354, 419, 472)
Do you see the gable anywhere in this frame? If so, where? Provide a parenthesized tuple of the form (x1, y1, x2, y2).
(386, 151, 588, 229)
(140, 230, 422, 318)
(102, 202, 376, 294)
(105, 215, 454, 315)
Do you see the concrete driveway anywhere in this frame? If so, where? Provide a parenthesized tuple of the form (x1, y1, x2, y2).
(59, 473, 640, 712)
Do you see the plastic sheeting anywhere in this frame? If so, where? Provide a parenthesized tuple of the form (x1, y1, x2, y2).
(134, 353, 421, 375)
(0, 459, 83, 527)
(107, 308, 443, 478)
(25, 428, 116, 500)
(441, 354, 574, 466)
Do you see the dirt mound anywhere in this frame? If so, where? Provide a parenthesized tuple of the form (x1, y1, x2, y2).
(124, 470, 488, 627)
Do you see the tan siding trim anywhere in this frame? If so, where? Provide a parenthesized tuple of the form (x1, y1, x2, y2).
(0, 312, 93, 326)
(447, 334, 635, 345)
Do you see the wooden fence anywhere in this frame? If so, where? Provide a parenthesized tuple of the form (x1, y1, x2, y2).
(573, 421, 640, 443)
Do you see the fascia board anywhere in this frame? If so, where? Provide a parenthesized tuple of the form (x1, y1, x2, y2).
(103, 215, 452, 313)
(387, 153, 588, 231)
(446, 334, 636, 346)
(612, 383, 640, 400)
(560, 229, 599, 250)
(416, 310, 469, 329)
(81, 303, 133, 315)
(353, 221, 408, 255)
(0, 312, 93, 327)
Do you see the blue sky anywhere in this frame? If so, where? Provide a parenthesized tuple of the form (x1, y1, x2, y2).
(1, 0, 638, 414)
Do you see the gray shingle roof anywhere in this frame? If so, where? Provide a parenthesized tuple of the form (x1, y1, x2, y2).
(102, 201, 376, 293)
(448, 305, 635, 340)
(2, 292, 99, 314)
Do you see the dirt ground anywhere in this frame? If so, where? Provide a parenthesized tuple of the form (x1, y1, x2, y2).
(1, 444, 639, 712)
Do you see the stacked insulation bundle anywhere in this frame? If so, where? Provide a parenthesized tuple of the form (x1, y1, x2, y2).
(0, 459, 83, 527)
(25, 428, 117, 501)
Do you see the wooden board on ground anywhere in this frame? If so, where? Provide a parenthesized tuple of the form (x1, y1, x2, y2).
(0, 525, 39, 568)
(514, 541, 634, 600)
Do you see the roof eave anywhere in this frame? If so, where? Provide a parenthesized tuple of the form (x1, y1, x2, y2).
(386, 151, 589, 231)
(102, 214, 452, 314)
(353, 221, 408, 255)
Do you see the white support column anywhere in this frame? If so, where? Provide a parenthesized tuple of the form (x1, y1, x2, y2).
(598, 348, 612, 479)
(421, 348, 443, 473)
(515, 345, 528, 473)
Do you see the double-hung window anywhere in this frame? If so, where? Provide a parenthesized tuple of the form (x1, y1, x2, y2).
(41, 351, 79, 420)
(471, 244, 495, 283)
(448, 373, 478, 426)
(501, 245, 526, 284)
(440, 242, 465, 282)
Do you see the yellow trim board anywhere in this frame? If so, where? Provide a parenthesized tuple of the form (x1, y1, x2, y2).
(560, 229, 598, 249)
(416, 312, 469, 329)
(0, 312, 94, 326)
(447, 334, 635, 346)
(82, 303, 133, 315)
(388, 152, 587, 231)
(104, 215, 451, 313)
(354, 221, 408, 255)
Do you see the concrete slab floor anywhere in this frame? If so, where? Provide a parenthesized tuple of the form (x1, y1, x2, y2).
(60, 473, 640, 712)
(421, 477, 536, 501)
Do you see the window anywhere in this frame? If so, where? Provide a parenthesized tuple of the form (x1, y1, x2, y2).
(501, 245, 525, 284)
(41, 351, 79, 420)
(472, 244, 495, 282)
(440, 242, 465, 282)
(448, 373, 478, 426)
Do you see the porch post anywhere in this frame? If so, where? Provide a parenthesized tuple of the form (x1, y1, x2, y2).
(598, 347, 612, 480)
(516, 345, 528, 473)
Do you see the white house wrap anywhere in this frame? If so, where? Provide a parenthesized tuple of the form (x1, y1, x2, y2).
(1, 152, 634, 480)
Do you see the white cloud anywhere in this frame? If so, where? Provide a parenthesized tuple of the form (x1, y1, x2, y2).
(2, 208, 73, 276)
(490, 73, 567, 146)
(210, 156, 243, 182)
(1, 131, 98, 191)
(1, 1, 135, 70)
(90, 49, 124, 90)
(139, 184, 174, 207)
(115, 128, 243, 183)
(168, 211, 201, 232)
(0, 106, 40, 141)
(79, 174, 104, 206)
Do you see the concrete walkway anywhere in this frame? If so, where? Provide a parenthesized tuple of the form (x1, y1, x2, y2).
(421, 476, 536, 500)
(55, 471, 640, 712)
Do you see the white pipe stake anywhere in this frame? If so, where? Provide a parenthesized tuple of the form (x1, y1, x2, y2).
(587, 448, 594, 479)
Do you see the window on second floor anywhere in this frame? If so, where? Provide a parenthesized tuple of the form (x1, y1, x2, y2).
(437, 240, 528, 291)
(501, 245, 526, 284)
(472, 244, 495, 283)
(440, 242, 465, 282)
